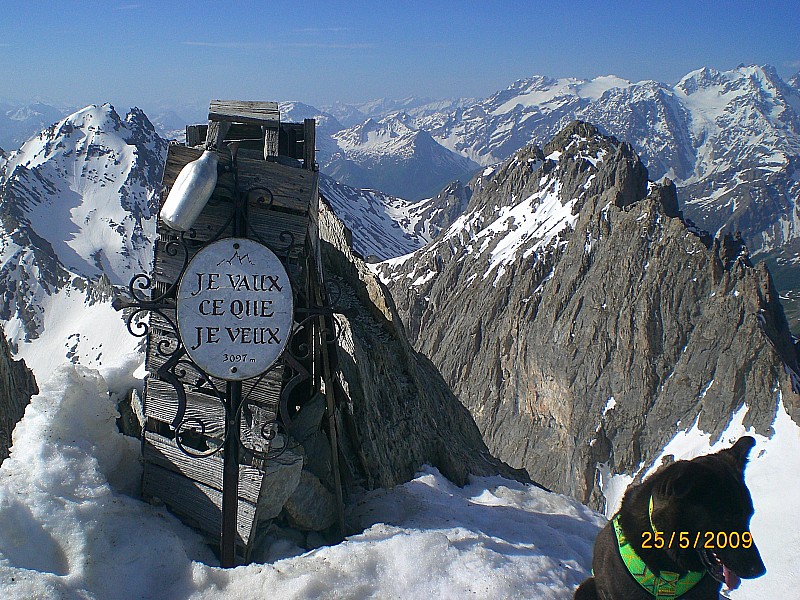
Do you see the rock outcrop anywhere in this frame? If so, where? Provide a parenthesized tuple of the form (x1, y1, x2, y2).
(318, 198, 526, 489)
(0, 333, 37, 462)
(379, 121, 800, 509)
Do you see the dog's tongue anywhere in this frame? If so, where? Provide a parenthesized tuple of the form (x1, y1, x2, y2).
(724, 566, 741, 591)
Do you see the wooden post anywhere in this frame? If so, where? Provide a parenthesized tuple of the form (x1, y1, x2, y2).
(263, 125, 279, 160)
(220, 380, 242, 567)
(186, 125, 205, 147)
(303, 119, 316, 171)
(206, 120, 232, 150)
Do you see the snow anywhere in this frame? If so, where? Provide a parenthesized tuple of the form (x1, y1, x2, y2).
(319, 177, 434, 260)
(4, 352, 792, 600)
(4, 104, 158, 285)
(0, 362, 606, 599)
(9, 283, 140, 379)
(491, 76, 631, 115)
(479, 180, 577, 280)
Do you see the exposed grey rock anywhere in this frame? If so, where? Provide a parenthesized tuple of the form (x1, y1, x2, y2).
(0, 332, 37, 462)
(317, 198, 528, 490)
(380, 121, 800, 509)
(284, 470, 337, 531)
(256, 442, 304, 521)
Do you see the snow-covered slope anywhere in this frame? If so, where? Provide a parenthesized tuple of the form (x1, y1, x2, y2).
(319, 174, 470, 260)
(0, 103, 166, 377)
(0, 361, 795, 599)
(672, 66, 800, 248)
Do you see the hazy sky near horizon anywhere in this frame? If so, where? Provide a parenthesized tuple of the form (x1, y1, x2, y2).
(1, 0, 798, 117)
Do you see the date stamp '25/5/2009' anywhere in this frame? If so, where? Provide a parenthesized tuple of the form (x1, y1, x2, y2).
(641, 530, 754, 550)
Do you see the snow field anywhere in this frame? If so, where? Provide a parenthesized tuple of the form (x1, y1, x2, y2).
(0, 361, 607, 599)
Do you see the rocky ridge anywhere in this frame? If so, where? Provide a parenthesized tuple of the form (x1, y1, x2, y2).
(0, 333, 37, 462)
(378, 121, 800, 509)
(318, 198, 524, 488)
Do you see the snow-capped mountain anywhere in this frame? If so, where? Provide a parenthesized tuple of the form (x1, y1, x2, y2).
(672, 66, 800, 246)
(324, 113, 478, 200)
(319, 174, 471, 260)
(321, 96, 476, 128)
(460, 68, 799, 250)
(0, 103, 166, 375)
(416, 75, 631, 165)
(358, 65, 800, 328)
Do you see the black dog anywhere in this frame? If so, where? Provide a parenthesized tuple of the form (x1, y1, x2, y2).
(575, 436, 765, 599)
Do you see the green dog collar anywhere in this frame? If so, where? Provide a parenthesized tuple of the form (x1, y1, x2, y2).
(613, 513, 705, 599)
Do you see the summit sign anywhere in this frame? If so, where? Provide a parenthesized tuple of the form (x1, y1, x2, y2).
(176, 237, 293, 380)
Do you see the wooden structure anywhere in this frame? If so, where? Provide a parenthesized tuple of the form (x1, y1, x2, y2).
(140, 101, 326, 563)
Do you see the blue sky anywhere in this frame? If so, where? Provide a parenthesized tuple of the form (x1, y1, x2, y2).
(1, 1, 798, 116)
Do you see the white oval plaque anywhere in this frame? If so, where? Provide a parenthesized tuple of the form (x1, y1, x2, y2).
(177, 237, 293, 380)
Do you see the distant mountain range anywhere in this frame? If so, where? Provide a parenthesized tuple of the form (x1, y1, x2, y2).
(307, 64, 800, 329)
(2, 64, 799, 328)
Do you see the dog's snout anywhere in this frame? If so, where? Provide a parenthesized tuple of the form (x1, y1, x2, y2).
(740, 557, 766, 579)
(734, 543, 766, 579)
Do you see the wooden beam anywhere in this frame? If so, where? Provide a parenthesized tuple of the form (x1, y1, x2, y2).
(142, 463, 256, 552)
(160, 144, 316, 214)
(143, 430, 264, 503)
(209, 100, 280, 126)
(303, 119, 316, 171)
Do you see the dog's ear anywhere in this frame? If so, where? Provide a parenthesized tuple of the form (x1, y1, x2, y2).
(726, 435, 756, 471)
(658, 462, 696, 498)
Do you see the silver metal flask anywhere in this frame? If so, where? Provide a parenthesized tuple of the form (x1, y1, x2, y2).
(160, 150, 219, 231)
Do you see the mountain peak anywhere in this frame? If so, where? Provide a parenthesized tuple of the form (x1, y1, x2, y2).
(379, 121, 799, 508)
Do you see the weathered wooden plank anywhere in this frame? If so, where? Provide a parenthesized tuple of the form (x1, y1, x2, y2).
(145, 320, 284, 398)
(209, 100, 280, 126)
(151, 215, 307, 284)
(143, 430, 264, 503)
(161, 145, 205, 190)
(236, 156, 316, 214)
(144, 378, 226, 438)
(142, 463, 256, 549)
(206, 120, 232, 150)
(186, 125, 206, 147)
(304, 119, 316, 170)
